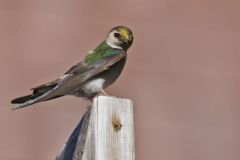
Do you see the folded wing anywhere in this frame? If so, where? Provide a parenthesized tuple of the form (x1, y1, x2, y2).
(11, 53, 125, 110)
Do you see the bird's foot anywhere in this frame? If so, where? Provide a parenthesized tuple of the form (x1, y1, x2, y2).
(98, 90, 118, 99)
(100, 89, 109, 96)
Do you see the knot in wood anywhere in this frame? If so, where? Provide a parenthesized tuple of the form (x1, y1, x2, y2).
(112, 115, 122, 132)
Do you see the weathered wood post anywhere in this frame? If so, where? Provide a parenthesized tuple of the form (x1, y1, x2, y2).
(56, 96, 135, 160)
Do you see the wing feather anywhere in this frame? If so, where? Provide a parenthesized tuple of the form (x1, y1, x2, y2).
(16, 53, 125, 108)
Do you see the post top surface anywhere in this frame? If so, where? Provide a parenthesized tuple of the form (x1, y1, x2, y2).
(93, 96, 133, 104)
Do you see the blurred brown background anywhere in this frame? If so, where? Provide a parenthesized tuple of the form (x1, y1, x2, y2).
(0, 0, 240, 160)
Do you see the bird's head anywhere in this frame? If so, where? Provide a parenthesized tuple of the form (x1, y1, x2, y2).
(106, 26, 133, 51)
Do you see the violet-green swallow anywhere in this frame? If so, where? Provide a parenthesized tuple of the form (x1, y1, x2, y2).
(11, 26, 133, 110)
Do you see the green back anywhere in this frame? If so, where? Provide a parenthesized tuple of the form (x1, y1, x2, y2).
(84, 41, 121, 65)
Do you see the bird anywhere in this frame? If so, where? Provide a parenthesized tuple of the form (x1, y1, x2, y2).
(11, 26, 133, 110)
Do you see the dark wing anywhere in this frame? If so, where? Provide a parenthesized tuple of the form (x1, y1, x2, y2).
(13, 53, 125, 109)
(64, 62, 93, 75)
(30, 62, 92, 94)
(30, 62, 91, 94)
(31, 79, 60, 94)
(39, 53, 125, 99)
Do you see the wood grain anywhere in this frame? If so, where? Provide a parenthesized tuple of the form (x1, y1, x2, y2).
(56, 96, 135, 160)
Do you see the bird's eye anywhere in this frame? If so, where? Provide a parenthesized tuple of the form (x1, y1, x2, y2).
(114, 32, 121, 38)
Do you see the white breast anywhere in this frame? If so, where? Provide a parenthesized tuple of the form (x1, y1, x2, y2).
(82, 78, 105, 95)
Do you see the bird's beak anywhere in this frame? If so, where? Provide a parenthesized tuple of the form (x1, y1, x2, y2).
(121, 39, 133, 50)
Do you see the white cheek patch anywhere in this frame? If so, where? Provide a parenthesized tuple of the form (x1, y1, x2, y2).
(106, 31, 122, 49)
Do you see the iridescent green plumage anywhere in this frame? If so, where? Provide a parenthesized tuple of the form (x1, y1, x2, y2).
(84, 41, 121, 65)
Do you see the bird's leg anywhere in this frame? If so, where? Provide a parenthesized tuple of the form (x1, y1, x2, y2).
(100, 89, 109, 96)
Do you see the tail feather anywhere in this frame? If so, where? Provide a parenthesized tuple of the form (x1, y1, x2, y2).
(11, 93, 43, 110)
(11, 93, 63, 110)
(11, 81, 61, 110)
(11, 94, 39, 104)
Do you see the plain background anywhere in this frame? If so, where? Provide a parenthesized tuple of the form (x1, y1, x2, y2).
(0, 0, 240, 160)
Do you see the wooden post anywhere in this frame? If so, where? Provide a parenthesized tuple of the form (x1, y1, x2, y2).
(56, 96, 135, 160)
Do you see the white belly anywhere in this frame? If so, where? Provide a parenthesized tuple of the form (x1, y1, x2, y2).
(82, 78, 105, 95)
